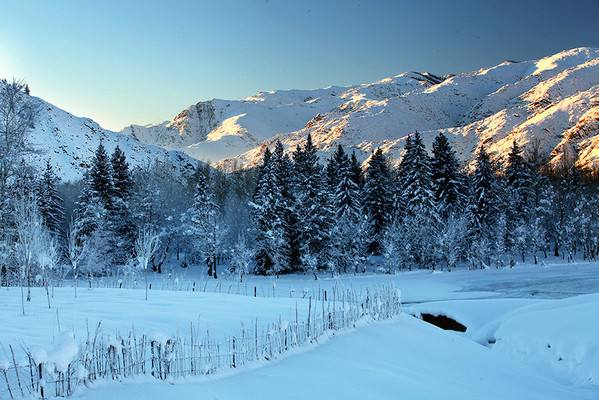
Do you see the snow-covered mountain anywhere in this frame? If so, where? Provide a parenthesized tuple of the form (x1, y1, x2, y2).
(0, 80, 197, 181)
(127, 48, 599, 173)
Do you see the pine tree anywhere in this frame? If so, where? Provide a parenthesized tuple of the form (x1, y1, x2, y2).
(395, 132, 438, 267)
(73, 143, 119, 271)
(467, 146, 501, 267)
(89, 142, 114, 210)
(334, 149, 361, 221)
(363, 148, 392, 254)
(271, 141, 301, 271)
(107, 147, 135, 265)
(36, 159, 65, 239)
(111, 146, 133, 200)
(188, 164, 222, 277)
(504, 141, 534, 260)
(401, 132, 436, 218)
(325, 146, 365, 273)
(293, 135, 333, 270)
(431, 132, 464, 219)
(349, 152, 364, 189)
(324, 144, 348, 190)
(75, 172, 101, 240)
(251, 150, 289, 275)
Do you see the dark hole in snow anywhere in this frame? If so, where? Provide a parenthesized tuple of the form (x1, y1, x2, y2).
(420, 313, 467, 332)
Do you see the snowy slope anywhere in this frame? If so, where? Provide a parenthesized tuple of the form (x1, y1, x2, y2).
(0, 80, 197, 181)
(77, 316, 596, 400)
(127, 48, 599, 172)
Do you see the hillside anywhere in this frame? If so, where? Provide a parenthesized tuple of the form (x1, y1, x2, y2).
(0, 81, 197, 181)
(126, 48, 599, 172)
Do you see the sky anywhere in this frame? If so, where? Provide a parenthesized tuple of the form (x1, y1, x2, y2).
(1, 0, 598, 131)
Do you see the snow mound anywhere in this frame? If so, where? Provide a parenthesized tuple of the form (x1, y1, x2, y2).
(493, 294, 599, 386)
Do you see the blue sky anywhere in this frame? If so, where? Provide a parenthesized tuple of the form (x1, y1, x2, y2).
(1, 0, 598, 130)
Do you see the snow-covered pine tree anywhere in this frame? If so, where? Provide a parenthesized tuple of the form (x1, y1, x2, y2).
(466, 146, 501, 267)
(89, 142, 114, 211)
(349, 151, 364, 189)
(36, 159, 65, 241)
(431, 132, 465, 219)
(325, 145, 365, 273)
(271, 141, 301, 271)
(334, 147, 361, 221)
(397, 132, 438, 267)
(503, 141, 534, 261)
(72, 143, 118, 273)
(111, 146, 133, 200)
(401, 132, 436, 218)
(74, 172, 97, 240)
(324, 144, 347, 190)
(251, 149, 289, 275)
(393, 134, 413, 220)
(363, 148, 392, 254)
(292, 135, 333, 270)
(188, 164, 222, 277)
(107, 146, 135, 265)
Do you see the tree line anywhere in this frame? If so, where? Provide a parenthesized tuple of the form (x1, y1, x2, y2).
(250, 132, 599, 274)
(1, 79, 598, 291)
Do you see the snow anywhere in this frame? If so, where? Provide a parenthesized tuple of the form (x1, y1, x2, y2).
(0, 80, 197, 182)
(408, 292, 599, 387)
(493, 294, 599, 386)
(76, 316, 597, 400)
(4, 47, 599, 178)
(122, 47, 599, 173)
(0, 288, 310, 349)
(2, 261, 599, 398)
(407, 298, 541, 338)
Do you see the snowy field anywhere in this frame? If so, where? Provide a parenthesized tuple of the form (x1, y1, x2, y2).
(1, 261, 599, 399)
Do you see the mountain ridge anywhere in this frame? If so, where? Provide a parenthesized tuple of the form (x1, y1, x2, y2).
(126, 47, 599, 173)
(0, 79, 197, 182)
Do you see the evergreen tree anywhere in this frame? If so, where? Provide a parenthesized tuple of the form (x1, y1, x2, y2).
(89, 142, 114, 210)
(272, 141, 301, 271)
(431, 132, 465, 219)
(111, 146, 133, 200)
(394, 135, 413, 219)
(188, 164, 222, 277)
(401, 132, 436, 218)
(251, 150, 289, 275)
(107, 147, 135, 265)
(293, 135, 333, 269)
(334, 149, 361, 221)
(363, 148, 392, 254)
(467, 146, 501, 267)
(504, 141, 534, 260)
(36, 159, 65, 239)
(349, 151, 364, 189)
(396, 132, 438, 267)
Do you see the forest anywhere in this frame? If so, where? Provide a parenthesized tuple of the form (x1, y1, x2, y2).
(1, 80, 598, 293)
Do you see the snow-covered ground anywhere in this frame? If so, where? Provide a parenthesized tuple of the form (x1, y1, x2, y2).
(0, 288, 310, 348)
(141, 259, 599, 301)
(2, 261, 598, 399)
(76, 313, 598, 400)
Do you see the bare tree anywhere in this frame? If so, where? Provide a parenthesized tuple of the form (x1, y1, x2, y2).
(37, 231, 60, 308)
(13, 195, 44, 314)
(229, 234, 252, 282)
(66, 215, 87, 297)
(0, 80, 38, 242)
(134, 226, 161, 300)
